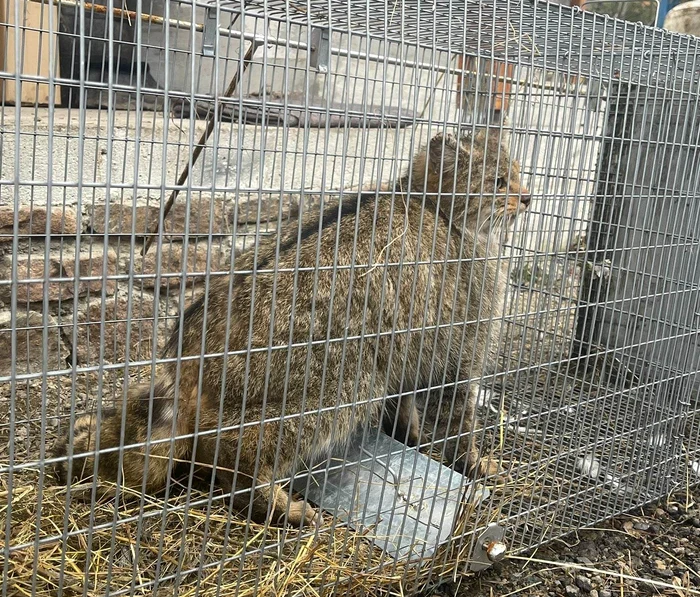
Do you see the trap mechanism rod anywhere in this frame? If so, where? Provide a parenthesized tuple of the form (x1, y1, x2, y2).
(142, 37, 261, 256)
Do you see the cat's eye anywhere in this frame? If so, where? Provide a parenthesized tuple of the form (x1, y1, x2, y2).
(496, 176, 507, 190)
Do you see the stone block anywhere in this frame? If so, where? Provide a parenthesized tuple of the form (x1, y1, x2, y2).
(0, 311, 67, 376)
(0, 206, 78, 242)
(0, 245, 118, 303)
(234, 193, 300, 225)
(67, 292, 177, 366)
(131, 240, 230, 291)
(89, 198, 229, 238)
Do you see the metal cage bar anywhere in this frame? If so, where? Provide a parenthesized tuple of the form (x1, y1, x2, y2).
(0, 0, 699, 595)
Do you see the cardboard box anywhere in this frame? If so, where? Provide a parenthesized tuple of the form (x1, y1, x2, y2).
(0, 0, 59, 105)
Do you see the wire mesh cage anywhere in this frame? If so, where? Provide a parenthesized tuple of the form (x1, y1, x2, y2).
(1, 0, 699, 595)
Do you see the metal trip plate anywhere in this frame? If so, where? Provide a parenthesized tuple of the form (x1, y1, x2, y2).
(294, 427, 490, 562)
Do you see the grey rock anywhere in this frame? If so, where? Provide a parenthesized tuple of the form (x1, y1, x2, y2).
(0, 311, 66, 375)
(575, 576, 593, 592)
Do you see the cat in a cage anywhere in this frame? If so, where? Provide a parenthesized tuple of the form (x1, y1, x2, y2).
(52, 129, 530, 527)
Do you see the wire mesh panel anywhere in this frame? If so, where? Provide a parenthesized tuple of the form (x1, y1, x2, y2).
(1, 0, 699, 595)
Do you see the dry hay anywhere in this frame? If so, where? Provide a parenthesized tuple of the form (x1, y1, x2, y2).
(1, 459, 500, 596)
(0, 364, 505, 597)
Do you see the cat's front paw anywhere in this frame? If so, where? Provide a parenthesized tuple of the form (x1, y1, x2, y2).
(51, 413, 103, 485)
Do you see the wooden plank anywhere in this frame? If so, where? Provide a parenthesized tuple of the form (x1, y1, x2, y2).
(0, 0, 60, 106)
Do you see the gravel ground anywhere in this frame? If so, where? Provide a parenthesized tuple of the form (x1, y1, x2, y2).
(440, 486, 700, 597)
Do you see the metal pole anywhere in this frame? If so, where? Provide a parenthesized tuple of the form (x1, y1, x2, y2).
(141, 38, 261, 256)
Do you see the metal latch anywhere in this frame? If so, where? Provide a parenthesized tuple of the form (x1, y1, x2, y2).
(202, 6, 219, 57)
(309, 27, 330, 73)
(469, 523, 507, 571)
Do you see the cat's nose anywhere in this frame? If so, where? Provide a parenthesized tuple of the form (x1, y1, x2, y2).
(520, 192, 531, 207)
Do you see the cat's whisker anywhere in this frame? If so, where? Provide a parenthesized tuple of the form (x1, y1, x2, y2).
(489, 211, 503, 232)
(496, 214, 506, 235)
(478, 213, 494, 235)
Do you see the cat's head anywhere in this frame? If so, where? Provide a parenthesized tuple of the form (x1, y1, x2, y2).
(407, 129, 530, 235)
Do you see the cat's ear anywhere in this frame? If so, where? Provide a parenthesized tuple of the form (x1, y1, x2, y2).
(479, 128, 509, 152)
(428, 133, 459, 174)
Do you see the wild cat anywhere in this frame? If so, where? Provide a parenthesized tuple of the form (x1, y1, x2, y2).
(52, 129, 529, 527)
(383, 130, 529, 471)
